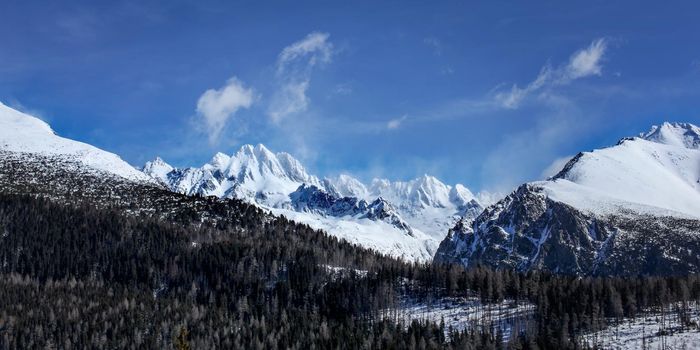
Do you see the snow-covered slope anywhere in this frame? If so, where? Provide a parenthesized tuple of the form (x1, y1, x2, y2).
(640, 121, 700, 149)
(435, 122, 700, 275)
(144, 144, 322, 207)
(365, 176, 484, 239)
(545, 136, 700, 219)
(0, 102, 151, 182)
(143, 145, 485, 262)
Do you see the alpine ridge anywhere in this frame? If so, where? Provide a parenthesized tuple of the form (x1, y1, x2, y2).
(435, 122, 700, 276)
(0, 102, 152, 182)
(142, 144, 486, 262)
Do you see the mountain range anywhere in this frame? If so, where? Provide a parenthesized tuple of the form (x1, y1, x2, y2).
(142, 144, 486, 262)
(2, 100, 700, 275)
(435, 122, 700, 275)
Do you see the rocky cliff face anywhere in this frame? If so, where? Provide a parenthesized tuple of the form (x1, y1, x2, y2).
(435, 183, 700, 276)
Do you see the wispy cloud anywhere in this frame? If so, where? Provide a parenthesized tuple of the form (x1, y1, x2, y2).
(480, 101, 594, 192)
(53, 9, 100, 42)
(268, 80, 309, 123)
(332, 83, 352, 96)
(495, 38, 608, 109)
(423, 37, 442, 56)
(268, 32, 334, 123)
(196, 76, 255, 144)
(277, 32, 333, 73)
(540, 155, 574, 179)
(6, 99, 50, 124)
(386, 115, 408, 130)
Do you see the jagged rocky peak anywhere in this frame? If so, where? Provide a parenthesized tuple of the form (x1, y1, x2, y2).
(289, 184, 337, 212)
(141, 143, 485, 261)
(640, 121, 700, 149)
(142, 157, 174, 183)
(224, 143, 318, 185)
(364, 197, 413, 235)
(413, 175, 452, 208)
(288, 184, 414, 234)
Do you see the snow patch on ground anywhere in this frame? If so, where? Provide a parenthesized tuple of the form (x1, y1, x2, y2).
(583, 303, 700, 349)
(390, 296, 534, 341)
(269, 207, 438, 262)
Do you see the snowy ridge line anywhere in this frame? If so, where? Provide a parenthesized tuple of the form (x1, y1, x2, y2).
(0, 102, 152, 183)
(436, 121, 700, 275)
(142, 143, 488, 262)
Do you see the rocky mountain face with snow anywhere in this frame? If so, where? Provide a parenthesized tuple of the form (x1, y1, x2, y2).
(6, 99, 699, 273)
(142, 145, 485, 262)
(0, 103, 278, 233)
(0, 101, 482, 262)
(435, 122, 700, 276)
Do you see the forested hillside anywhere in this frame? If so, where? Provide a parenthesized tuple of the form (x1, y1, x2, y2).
(1, 152, 700, 349)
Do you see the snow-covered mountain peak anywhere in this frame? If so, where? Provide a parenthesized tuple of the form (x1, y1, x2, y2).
(640, 122, 700, 149)
(142, 157, 174, 183)
(369, 175, 457, 209)
(253, 143, 277, 162)
(0, 101, 152, 182)
(437, 121, 700, 275)
(141, 144, 484, 261)
(224, 143, 318, 185)
(449, 184, 476, 207)
(205, 152, 231, 169)
(0, 101, 55, 135)
(327, 174, 369, 199)
(417, 174, 452, 204)
(546, 135, 700, 218)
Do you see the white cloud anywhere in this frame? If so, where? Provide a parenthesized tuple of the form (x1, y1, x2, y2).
(480, 111, 591, 192)
(196, 76, 254, 143)
(567, 38, 606, 79)
(277, 32, 333, 72)
(268, 32, 333, 123)
(268, 80, 309, 123)
(475, 190, 504, 207)
(386, 115, 408, 130)
(495, 38, 608, 109)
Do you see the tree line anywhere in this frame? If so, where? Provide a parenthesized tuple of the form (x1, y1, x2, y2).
(0, 192, 699, 349)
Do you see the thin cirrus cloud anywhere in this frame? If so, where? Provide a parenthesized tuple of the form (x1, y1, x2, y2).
(386, 115, 408, 130)
(495, 38, 608, 109)
(196, 76, 255, 144)
(268, 32, 334, 123)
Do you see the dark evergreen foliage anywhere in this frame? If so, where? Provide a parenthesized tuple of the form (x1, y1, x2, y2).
(1, 153, 699, 349)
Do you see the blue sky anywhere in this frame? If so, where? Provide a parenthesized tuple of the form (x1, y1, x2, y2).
(1, 1, 700, 193)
